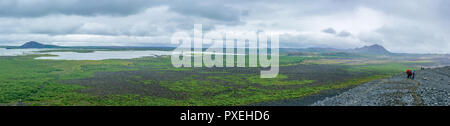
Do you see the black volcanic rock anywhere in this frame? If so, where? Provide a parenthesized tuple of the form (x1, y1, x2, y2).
(353, 44, 390, 54)
(19, 41, 59, 48)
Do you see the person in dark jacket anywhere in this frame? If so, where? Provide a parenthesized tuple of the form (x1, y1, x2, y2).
(406, 69, 412, 79)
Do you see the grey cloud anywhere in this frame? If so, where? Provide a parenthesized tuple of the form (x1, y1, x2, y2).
(0, 0, 245, 37)
(0, 5, 232, 37)
(372, 25, 446, 53)
(322, 28, 352, 37)
(167, 1, 243, 22)
(280, 33, 364, 49)
(0, 0, 245, 23)
(322, 28, 336, 34)
(0, 0, 155, 17)
(337, 31, 351, 37)
(322, 28, 352, 38)
(0, 0, 448, 53)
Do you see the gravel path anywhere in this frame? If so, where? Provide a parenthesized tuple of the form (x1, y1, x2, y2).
(313, 66, 450, 106)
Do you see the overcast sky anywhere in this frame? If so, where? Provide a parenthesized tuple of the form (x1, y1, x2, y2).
(0, 0, 449, 53)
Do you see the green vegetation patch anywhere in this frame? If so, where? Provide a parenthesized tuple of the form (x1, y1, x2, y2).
(248, 74, 315, 86)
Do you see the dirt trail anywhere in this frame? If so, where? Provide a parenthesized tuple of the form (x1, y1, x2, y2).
(313, 66, 450, 106)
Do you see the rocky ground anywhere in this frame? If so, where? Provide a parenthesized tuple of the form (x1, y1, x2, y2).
(313, 66, 450, 106)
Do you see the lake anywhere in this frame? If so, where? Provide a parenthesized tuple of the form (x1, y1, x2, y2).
(0, 48, 50, 56)
(35, 50, 172, 60)
(1, 48, 244, 60)
(0, 48, 172, 60)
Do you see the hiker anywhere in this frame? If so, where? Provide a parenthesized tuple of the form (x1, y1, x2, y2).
(406, 69, 412, 79)
(412, 70, 416, 80)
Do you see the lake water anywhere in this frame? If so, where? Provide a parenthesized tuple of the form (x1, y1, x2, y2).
(35, 50, 172, 60)
(0, 48, 47, 56)
(0, 48, 172, 60)
(1, 48, 244, 60)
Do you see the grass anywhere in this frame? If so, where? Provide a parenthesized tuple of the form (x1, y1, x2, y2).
(248, 74, 315, 86)
(345, 63, 409, 75)
(0, 54, 138, 104)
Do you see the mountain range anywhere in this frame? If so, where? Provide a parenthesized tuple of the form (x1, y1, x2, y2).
(285, 44, 391, 55)
(9, 41, 391, 55)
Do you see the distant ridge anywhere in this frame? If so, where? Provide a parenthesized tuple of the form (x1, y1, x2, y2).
(19, 41, 59, 48)
(353, 44, 390, 54)
(285, 44, 391, 55)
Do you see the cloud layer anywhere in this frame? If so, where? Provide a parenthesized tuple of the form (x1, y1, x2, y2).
(0, 0, 449, 53)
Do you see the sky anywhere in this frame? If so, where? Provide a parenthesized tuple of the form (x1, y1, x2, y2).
(0, 0, 449, 54)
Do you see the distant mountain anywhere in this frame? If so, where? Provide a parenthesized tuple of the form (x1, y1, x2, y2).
(352, 44, 391, 54)
(285, 44, 391, 55)
(19, 41, 59, 48)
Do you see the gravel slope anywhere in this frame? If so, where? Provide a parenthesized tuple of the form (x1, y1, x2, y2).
(313, 66, 450, 106)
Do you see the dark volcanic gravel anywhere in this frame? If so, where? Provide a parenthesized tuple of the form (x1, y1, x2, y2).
(313, 66, 450, 106)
